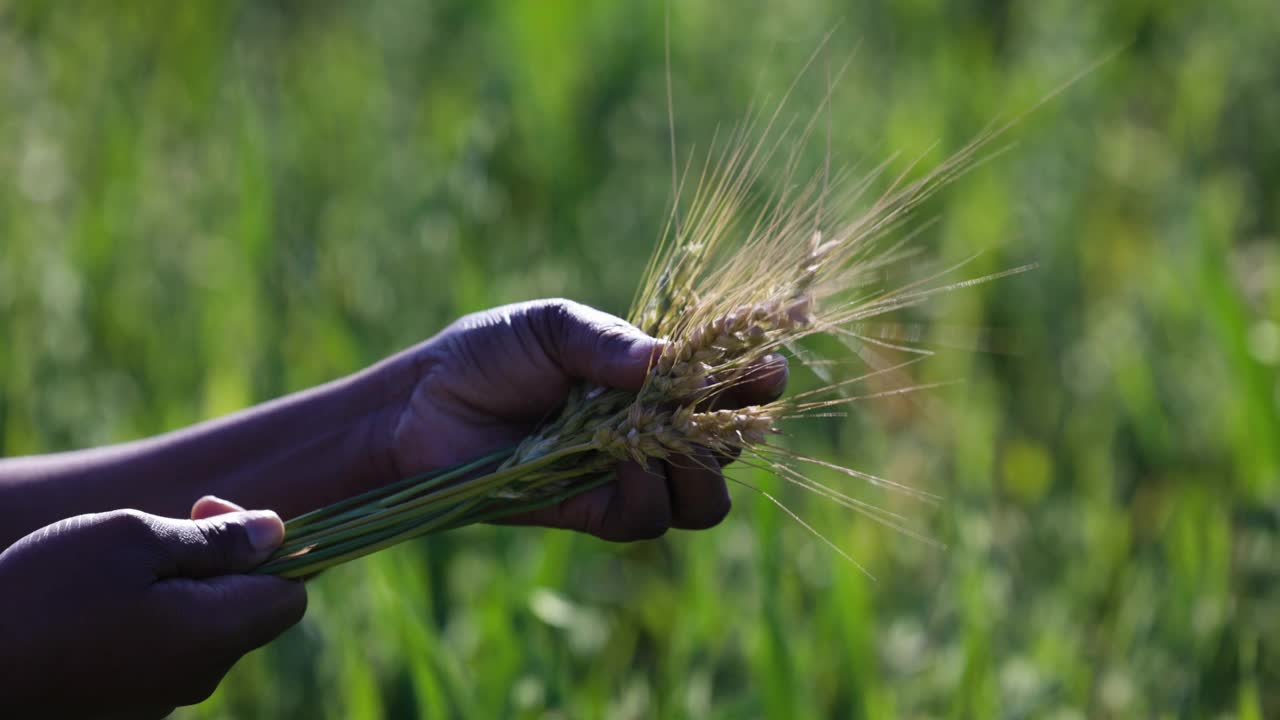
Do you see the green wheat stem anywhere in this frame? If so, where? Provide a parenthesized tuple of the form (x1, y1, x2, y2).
(440, 471, 616, 528)
(269, 443, 599, 559)
(282, 445, 515, 531)
(260, 495, 488, 578)
(281, 447, 514, 539)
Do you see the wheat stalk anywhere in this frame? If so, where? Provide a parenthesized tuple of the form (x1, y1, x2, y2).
(253, 51, 1056, 579)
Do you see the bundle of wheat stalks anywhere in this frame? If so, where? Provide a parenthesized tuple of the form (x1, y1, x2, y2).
(255, 79, 1028, 579)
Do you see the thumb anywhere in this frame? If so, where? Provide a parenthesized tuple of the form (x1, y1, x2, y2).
(145, 510, 303, 656)
(153, 510, 286, 578)
(534, 299, 661, 390)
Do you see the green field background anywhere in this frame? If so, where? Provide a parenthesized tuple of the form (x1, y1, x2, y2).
(3, 1, 1279, 717)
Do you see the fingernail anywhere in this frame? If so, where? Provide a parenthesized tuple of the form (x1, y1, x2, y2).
(242, 511, 285, 552)
(627, 337, 663, 366)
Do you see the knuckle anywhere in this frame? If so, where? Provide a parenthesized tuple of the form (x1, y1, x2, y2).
(537, 297, 579, 336)
(525, 298, 585, 364)
(101, 508, 148, 528)
(195, 518, 247, 567)
(540, 297, 579, 316)
(593, 322, 632, 353)
(96, 509, 159, 542)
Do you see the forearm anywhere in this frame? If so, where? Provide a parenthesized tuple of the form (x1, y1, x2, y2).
(0, 355, 414, 549)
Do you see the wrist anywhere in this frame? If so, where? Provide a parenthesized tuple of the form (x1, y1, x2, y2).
(241, 358, 415, 516)
(0, 342, 430, 534)
(308, 336, 455, 497)
(323, 354, 418, 496)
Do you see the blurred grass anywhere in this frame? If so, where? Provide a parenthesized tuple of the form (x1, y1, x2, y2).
(3, 1, 1279, 717)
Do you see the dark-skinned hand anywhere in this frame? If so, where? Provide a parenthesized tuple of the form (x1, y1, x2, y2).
(0, 299, 787, 717)
(0, 505, 304, 718)
(386, 299, 788, 539)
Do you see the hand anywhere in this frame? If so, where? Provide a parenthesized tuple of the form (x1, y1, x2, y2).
(385, 299, 787, 541)
(0, 502, 306, 717)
